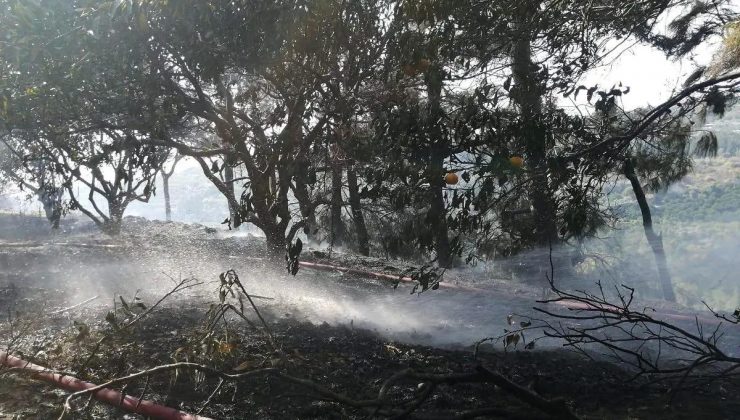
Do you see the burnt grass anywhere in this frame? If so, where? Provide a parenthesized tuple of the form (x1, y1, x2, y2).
(1, 215, 739, 419)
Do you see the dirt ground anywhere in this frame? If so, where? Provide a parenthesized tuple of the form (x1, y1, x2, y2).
(1, 214, 739, 419)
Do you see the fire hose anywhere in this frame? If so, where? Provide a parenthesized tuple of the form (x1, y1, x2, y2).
(0, 261, 732, 420)
(0, 351, 211, 420)
(297, 260, 734, 326)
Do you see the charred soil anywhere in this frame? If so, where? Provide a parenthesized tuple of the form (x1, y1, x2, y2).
(0, 215, 738, 419)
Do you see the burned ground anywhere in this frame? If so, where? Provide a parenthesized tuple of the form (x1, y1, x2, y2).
(1, 215, 739, 419)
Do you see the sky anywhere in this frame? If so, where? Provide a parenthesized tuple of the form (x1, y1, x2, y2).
(576, 42, 715, 110)
(574, 0, 730, 111)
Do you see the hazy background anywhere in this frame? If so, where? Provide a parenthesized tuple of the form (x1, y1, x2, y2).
(1, 41, 739, 314)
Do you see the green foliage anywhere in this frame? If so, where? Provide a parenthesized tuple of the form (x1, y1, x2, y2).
(1, 0, 738, 262)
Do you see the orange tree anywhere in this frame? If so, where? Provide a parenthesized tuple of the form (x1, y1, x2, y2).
(362, 0, 738, 268)
(0, 0, 173, 235)
(0, 0, 392, 253)
(108, 0, 400, 255)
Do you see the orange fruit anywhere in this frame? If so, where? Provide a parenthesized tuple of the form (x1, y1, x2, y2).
(509, 156, 524, 168)
(218, 342, 236, 354)
(444, 172, 459, 185)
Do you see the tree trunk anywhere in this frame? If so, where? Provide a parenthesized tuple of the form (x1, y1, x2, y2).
(510, 28, 558, 246)
(624, 159, 676, 302)
(102, 202, 124, 236)
(39, 190, 61, 230)
(264, 225, 287, 258)
(330, 162, 345, 247)
(293, 160, 318, 242)
(50, 214, 60, 230)
(424, 65, 452, 267)
(346, 164, 370, 256)
(223, 158, 238, 228)
(429, 148, 451, 266)
(162, 174, 172, 222)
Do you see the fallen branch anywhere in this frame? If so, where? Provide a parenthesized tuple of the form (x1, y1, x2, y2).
(475, 365, 577, 420)
(50, 296, 99, 315)
(78, 275, 202, 374)
(702, 301, 740, 325)
(53, 359, 580, 420)
(532, 249, 740, 390)
(11, 312, 594, 420)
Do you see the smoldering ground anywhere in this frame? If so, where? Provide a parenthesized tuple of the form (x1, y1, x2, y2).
(2, 213, 738, 360)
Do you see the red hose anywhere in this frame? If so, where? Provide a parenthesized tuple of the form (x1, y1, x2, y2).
(0, 352, 212, 420)
(2, 262, 730, 419)
(297, 261, 733, 327)
(298, 261, 482, 292)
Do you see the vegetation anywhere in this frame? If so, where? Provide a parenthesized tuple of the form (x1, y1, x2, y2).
(2, 0, 740, 418)
(0, 0, 734, 256)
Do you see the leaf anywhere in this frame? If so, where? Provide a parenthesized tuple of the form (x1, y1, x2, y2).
(119, 296, 129, 311)
(74, 322, 90, 342)
(504, 333, 520, 348)
(694, 132, 718, 158)
(573, 85, 586, 99)
(586, 86, 597, 103)
(233, 360, 254, 371)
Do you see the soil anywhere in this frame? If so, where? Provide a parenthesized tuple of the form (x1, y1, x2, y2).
(1, 214, 739, 419)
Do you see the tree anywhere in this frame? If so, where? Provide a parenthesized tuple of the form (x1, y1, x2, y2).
(372, 0, 738, 271)
(2, 0, 737, 274)
(1, 128, 167, 235)
(472, 0, 733, 249)
(0, 0, 178, 235)
(624, 158, 676, 301)
(159, 150, 183, 222)
(0, 137, 65, 228)
(97, 0, 399, 255)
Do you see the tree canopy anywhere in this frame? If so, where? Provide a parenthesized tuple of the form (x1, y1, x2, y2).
(1, 0, 738, 271)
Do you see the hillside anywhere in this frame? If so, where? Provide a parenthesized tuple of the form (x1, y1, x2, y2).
(602, 109, 740, 310)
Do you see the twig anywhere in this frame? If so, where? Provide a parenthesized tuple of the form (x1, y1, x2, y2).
(78, 276, 201, 374)
(57, 359, 582, 420)
(50, 296, 99, 315)
(534, 247, 740, 390)
(135, 374, 150, 410)
(197, 378, 225, 415)
(475, 365, 579, 420)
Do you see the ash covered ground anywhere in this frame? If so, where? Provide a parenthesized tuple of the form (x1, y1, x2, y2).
(1, 214, 739, 419)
